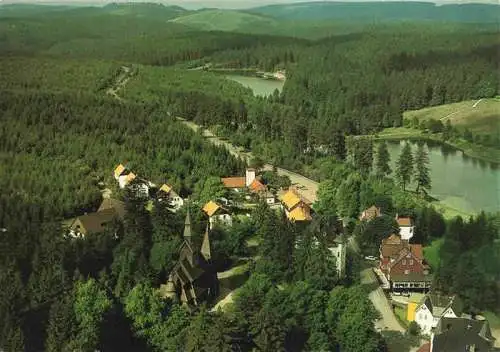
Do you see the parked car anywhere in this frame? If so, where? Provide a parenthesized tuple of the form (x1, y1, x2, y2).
(364, 255, 377, 261)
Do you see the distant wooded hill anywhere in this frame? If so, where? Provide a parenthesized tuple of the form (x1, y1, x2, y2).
(247, 2, 500, 23)
(1, 2, 499, 31)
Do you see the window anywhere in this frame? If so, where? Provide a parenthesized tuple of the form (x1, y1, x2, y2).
(410, 259, 414, 265)
(403, 260, 406, 265)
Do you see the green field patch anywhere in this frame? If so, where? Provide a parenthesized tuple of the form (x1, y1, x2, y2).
(170, 9, 277, 32)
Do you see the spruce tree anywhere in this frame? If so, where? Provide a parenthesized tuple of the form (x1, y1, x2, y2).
(375, 142, 391, 177)
(414, 144, 431, 194)
(395, 142, 414, 191)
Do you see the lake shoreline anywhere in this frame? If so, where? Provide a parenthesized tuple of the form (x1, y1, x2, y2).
(224, 74, 285, 97)
(374, 127, 500, 165)
(380, 138, 498, 216)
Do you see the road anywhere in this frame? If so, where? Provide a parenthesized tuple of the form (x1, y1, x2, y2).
(351, 237, 405, 333)
(361, 268, 405, 333)
(177, 117, 319, 202)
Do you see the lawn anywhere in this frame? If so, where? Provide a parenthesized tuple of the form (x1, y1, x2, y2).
(394, 306, 409, 329)
(376, 127, 424, 139)
(403, 98, 500, 136)
(431, 200, 474, 220)
(423, 238, 444, 270)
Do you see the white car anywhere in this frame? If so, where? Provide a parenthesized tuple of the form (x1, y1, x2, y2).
(364, 256, 377, 261)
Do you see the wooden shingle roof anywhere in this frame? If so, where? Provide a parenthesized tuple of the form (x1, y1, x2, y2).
(203, 201, 221, 217)
(114, 164, 126, 179)
(281, 189, 302, 210)
(288, 207, 312, 221)
(160, 184, 172, 194)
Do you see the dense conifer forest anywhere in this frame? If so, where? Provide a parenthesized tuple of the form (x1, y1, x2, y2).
(0, 3, 499, 351)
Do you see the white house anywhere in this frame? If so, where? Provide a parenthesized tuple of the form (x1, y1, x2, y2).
(414, 294, 462, 335)
(202, 200, 232, 229)
(397, 215, 415, 241)
(158, 184, 184, 212)
(328, 236, 347, 279)
(245, 168, 256, 187)
(114, 164, 137, 189)
(264, 191, 276, 205)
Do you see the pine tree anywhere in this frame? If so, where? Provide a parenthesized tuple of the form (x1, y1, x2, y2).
(45, 294, 76, 352)
(395, 142, 414, 191)
(347, 137, 373, 175)
(414, 144, 431, 194)
(375, 142, 391, 177)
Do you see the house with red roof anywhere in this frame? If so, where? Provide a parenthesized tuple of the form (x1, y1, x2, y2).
(379, 233, 431, 292)
(221, 168, 276, 203)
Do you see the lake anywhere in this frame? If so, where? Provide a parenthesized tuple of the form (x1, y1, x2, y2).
(383, 140, 499, 215)
(226, 75, 285, 97)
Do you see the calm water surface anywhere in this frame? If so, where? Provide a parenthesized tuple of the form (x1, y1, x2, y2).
(226, 75, 284, 97)
(384, 140, 499, 214)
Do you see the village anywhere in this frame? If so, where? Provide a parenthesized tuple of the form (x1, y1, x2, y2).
(63, 163, 497, 352)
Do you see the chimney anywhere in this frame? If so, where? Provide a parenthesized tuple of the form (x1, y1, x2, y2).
(245, 168, 256, 187)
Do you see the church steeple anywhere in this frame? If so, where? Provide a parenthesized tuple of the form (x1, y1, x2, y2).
(184, 208, 192, 244)
(201, 224, 211, 262)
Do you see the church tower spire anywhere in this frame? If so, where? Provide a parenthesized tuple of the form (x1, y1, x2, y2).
(184, 208, 192, 244)
(201, 224, 211, 262)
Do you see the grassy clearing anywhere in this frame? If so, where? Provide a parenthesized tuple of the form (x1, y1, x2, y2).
(170, 10, 277, 32)
(404, 98, 500, 136)
(423, 238, 444, 270)
(431, 200, 474, 220)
